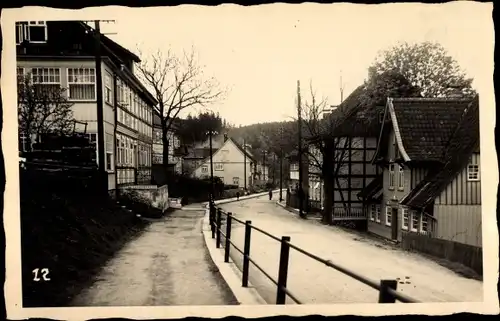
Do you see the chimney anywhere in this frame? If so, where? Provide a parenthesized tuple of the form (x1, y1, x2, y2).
(448, 83, 464, 98)
(223, 133, 228, 142)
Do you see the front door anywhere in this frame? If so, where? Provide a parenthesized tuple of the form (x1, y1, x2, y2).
(391, 208, 399, 240)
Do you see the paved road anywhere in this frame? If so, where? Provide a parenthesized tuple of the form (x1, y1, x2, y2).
(71, 207, 237, 306)
(219, 194, 483, 304)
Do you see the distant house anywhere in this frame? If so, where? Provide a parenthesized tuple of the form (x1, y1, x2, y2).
(152, 112, 182, 174)
(191, 134, 256, 188)
(362, 96, 481, 250)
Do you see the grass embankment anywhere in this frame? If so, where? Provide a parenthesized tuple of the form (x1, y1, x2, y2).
(20, 171, 151, 307)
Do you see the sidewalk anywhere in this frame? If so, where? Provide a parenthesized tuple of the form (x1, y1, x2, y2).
(70, 208, 237, 306)
(217, 194, 483, 304)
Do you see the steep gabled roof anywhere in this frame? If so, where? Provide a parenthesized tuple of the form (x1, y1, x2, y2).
(230, 138, 255, 162)
(400, 95, 480, 209)
(383, 97, 473, 162)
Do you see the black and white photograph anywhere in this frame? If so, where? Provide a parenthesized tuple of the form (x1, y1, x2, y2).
(2, 2, 497, 319)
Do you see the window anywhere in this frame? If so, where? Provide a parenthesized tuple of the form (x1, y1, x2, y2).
(68, 68, 96, 100)
(31, 67, 61, 95)
(215, 163, 224, 171)
(375, 205, 381, 223)
(233, 177, 240, 185)
(118, 108, 124, 124)
(16, 23, 24, 44)
(26, 21, 47, 43)
(467, 159, 480, 181)
(385, 206, 392, 226)
(411, 211, 419, 232)
(201, 165, 208, 173)
(117, 79, 124, 105)
(116, 136, 122, 166)
(388, 164, 395, 189)
(421, 215, 428, 234)
(370, 204, 376, 221)
(105, 133, 114, 171)
(402, 208, 409, 230)
(290, 163, 299, 171)
(19, 132, 30, 152)
(105, 72, 113, 104)
(398, 165, 404, 190)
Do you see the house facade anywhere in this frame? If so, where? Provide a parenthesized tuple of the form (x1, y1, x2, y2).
(16, 20, 157, 190)
(152, 112, 182, 174)
(191, 135, 256, 188)
(363, 96, 481, 248)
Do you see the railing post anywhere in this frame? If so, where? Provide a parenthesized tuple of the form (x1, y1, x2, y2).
(216, 208, 222, 248)
(242, 220, 252, 287)
(210, 203, 216, 239)
(378, 279, 398, 303)
(224, 212, 233, 262)
(276, 236, 291, 305)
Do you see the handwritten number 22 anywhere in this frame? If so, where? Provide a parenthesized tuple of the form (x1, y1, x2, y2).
(32, 268, 50, 281)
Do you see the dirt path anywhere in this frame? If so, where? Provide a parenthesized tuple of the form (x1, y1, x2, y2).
(70, 207, 237, 306)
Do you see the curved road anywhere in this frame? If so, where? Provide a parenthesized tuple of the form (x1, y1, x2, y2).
(71, 207, 237, 306)
(219, 194, 483, 304)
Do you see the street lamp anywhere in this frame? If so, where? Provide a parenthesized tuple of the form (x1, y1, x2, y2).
(262, 150, 267, 184)
(279, 126, 284, 202)
(206, 130, 218, 201)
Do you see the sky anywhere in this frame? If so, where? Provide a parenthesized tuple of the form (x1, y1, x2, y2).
(10, 3, 496, 126)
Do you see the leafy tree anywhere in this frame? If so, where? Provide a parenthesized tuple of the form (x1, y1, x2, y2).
(370, 41, 475, 97)
(18, 72, 75, 152)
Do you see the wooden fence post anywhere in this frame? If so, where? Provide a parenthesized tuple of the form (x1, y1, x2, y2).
(276, 236, 291, 304)
(224, 212, 232, 262)
(216, 208, 222, 248)
(378, 280, 398, 303)
(242, 220, 252, 287)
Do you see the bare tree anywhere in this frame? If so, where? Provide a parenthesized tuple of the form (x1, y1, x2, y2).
(136, 46, 227, 172)
(299, 81, 363, 224)
(18, 72, 75, 152)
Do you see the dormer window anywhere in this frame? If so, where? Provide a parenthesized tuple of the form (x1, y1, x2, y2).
(26, 21, 48, 43)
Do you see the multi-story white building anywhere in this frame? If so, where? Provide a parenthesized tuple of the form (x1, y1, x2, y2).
(16, 20, 157, 190)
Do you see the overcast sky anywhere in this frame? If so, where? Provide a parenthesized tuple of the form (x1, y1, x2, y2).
(10, 2, 495, 126)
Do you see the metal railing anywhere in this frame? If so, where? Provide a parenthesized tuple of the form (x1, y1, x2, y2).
(209, 203, 420, 305)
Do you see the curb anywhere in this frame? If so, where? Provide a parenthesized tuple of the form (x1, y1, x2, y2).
(201, 207, 267, 305)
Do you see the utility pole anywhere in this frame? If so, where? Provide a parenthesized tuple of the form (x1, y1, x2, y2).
(262, 151, 267, 184)
(93, 20, 107, 195)
(243, 138, 247, 190)
(208, 130, 216, 199)
(279, 125, 283, 202)
(297, 80, 304, 218)
(272, 153, 276, 185)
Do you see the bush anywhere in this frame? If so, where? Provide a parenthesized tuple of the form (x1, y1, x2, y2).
(118, 190, 163, 219)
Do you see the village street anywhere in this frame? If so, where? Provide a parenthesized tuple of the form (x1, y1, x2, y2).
(218, 193, 483, 304)
(70, 207, 237, 306)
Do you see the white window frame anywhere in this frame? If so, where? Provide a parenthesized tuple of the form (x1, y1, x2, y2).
(16, 22, 24, 44)
(467, 163, 480, 181)
(215, 163, 224, 171)
(397, 164, 404, 190)
(370, 204, 376, 221)
(385, 206, 392, 226)
(105, 133, 114, 172)
(402, 208, 409, 230)
(375, 205, 381, 223)
(26, 21, 48, 44)
(420, 214, 429, 234)
(388, 164, 395, 189)
(233, 177, 240, 185)
(67, 68, 97, 101)
(105, 72, 113, 105)
(201, 165, 208, 173)
(411, 211, 419, 232)
(31, 67, 61, 85)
